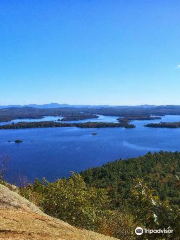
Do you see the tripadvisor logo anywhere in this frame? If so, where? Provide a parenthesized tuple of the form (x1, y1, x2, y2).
(135, 227, 173, 235)
(135, 227, 143, 235)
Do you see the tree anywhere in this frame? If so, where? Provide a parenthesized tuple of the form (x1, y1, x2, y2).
(130, 179, 180, 239)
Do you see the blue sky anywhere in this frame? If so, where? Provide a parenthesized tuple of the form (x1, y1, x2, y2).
(0, 0, 180, 105)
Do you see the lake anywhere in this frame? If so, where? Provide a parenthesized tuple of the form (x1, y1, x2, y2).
(1, 114, 180, 184)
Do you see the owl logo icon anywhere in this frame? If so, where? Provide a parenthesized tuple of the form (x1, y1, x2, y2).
(135, 227, 143, 235)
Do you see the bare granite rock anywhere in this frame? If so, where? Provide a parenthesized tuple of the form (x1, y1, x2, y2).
(0, 184, 118, 240)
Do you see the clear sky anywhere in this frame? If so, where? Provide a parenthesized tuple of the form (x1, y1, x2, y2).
(0, 0, 180, 106)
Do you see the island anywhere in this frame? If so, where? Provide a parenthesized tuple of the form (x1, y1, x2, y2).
(0, 121, 135, 129)
(145, 122, 180, 128)
(92, 132, 97, 135)
(0, 105, 172, 124)
(117, 115, 161, 123)
(60, 114, 98, 121)
(14, 140, 23, 143)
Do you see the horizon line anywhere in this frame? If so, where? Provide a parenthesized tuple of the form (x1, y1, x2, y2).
(1, 103, 180, 107)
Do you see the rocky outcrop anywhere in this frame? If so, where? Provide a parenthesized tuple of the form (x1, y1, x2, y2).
(0, 184, 117, 240)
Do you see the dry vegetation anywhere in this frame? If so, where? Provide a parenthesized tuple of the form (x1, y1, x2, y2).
(0, 184, 118, 240)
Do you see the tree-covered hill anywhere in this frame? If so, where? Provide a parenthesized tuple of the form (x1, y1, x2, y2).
(4, 152, 180, 239)
(81, 152, 180, 207)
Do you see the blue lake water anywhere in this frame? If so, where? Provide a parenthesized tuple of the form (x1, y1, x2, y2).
(1, 115, 180, 184)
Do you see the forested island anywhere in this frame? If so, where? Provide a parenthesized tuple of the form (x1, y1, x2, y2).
(118, 115, 161, 122)
(4, 151, 178, 239)
(4, 105, 180, 132)
(0, 121, 135, 129)
(145, 122, 180, 128)
(117, 115, 161, 126)
(60, 114, 98, 121)
(76, 122, 135, 129)
(0, 107, 99, 122)
(2, 105, 180, 123)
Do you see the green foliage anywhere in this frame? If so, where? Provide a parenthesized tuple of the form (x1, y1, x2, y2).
(20, 152, 180, 239)
(0, 121, 135, 129)
(146, 122, 180, 128)
(20, 174, 113, 231)
(82, 151, 180, 207)
(130, 179, 180, 239)
(82, 152, 180, 238)
(60, 114, 98, 121)
(43, 174, 110, 230)
(20, 173, 135, 239)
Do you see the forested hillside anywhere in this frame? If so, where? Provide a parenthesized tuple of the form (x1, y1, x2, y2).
(82, 151, 180, 207)
(14, 152, 180, 239)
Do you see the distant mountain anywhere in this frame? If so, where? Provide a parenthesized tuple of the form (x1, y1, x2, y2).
(0, 105, 22, 109)
(139, 104, 156, 108)
(27, 103, 110, 109)
(28, 103, 71, 109)
(0, 103, 72, 109)
(0, 103, 111, 109)
(0, 103, 179, 110)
